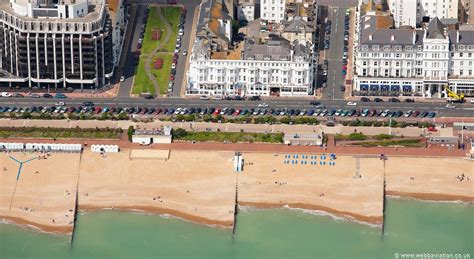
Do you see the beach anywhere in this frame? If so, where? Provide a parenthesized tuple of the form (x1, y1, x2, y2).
(385, 157, 474, 202)
(0, 152, 80, 233)
(1, 149, 473, 234)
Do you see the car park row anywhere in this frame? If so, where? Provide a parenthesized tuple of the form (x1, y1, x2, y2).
(0, 102, 437, 119)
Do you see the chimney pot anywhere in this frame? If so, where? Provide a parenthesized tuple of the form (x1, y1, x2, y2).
(391, 35, 395, 41)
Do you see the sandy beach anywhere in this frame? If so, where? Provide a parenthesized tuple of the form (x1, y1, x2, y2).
(385, 157, 474, 202)
(0, 152, 80, 233)
(238, 153, 385, 225)
(1, 149, 472, 234)
(78, 150, 237, 229)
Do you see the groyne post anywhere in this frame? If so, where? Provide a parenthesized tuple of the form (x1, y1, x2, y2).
(70, 152, 83, 247)
(232, 174, 239, 239)
(382, 158, 386, 237)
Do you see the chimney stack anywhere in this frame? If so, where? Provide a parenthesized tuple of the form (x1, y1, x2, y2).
(391, 35, 395, 41)
(369, 34, 373, 40)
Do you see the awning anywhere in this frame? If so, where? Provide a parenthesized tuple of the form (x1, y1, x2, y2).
(402, 85, 412, 92)
(360, 84, 369, 91)
(381, 85, 390, 91)
(390, 85, 400, 91)
(369, 85, 379, 91)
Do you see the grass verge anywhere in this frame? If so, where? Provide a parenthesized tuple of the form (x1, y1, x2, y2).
(352, 139, 424, 147)
(172, 128, 284, 143)
(0, 127, 123, 139)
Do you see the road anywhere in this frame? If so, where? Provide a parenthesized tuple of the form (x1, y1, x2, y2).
(2, 97, 473, 117)
(323, 7, 346, 100)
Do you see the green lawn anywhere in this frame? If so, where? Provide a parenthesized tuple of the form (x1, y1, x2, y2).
(173, 128, 284, 143)
(142, 6, 181, 53)
(133, 57, 155, 94)
(352, 139, 424, 147)
(133, 53, 172, 95)
(153, 53, 173, 94)
(161, 6, 182, 52)
(0, 127, 123, 139)
(133, 6, 181, 95)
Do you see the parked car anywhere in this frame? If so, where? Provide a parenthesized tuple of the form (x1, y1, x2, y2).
(42, 93, 53, 98)
(346, 101, 357, 106)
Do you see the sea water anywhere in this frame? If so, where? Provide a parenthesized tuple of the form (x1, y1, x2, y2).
(0, 199, 473, 259)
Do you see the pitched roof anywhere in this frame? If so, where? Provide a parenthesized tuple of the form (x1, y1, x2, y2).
(283, 17, 313, 33)
(426, 17, 446, 39)
(448, 30, 474, 44)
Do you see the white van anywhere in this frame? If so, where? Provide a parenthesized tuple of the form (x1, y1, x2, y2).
(470, 99, 474, 104)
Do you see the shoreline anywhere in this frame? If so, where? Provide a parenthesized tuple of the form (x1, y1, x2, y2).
(2, 192, 472, 235)
(386, 191, 474, 203)
(78, 205, 234, 229)
(239, 201, 384, 226)
(0, 216, 72, 235)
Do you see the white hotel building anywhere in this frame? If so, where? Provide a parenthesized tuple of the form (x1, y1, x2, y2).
(0, 0, 126, 89)
(187, 0, 314, 97)
(354, 16, 474, 98)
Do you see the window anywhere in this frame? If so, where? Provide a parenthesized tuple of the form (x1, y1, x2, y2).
(362, 69, 367, 76)
(385, 61, 389, 66)
(384, 69, 389, 77)
(362, 61, 367, 66)
(395, 69, 400, 77)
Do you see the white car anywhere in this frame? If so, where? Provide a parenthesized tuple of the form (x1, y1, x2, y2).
(445, 104, 456, 109)
(178, 29, 184, 36)
(1, 92, 12, 97)
(258, 103, 269, 108)
(182, 50, 188, 56)
(171, 63, 176, 69)
(120, 76, 125, 82)
(174, 48, 179, 54)
(55, 101, 66, 106)
(404, 110, 412, 117)
(200, 95, 210, 100)
(174, 108, 182, 115)
(347, 101, 357, 106)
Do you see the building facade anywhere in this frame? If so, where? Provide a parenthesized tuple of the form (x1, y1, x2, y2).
(188, 0, 315, 97)
(388, 0, 459, 28)
(261, 0, 286, 23)
(387, 0, 417, 28)
(354, 16, 474, 97)
(237, 0, 255, 21)
(0, 0, 126, 90)
(188, 38, 314, 97)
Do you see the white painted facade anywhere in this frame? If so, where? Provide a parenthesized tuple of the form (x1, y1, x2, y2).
(388, 0, 459, 28)
(188, 58, 313, 96)
(237, 0, 255, 21)
(388, 0, 418, 28)
(261, 0, 286, 23)
(354, 31, 474, 97)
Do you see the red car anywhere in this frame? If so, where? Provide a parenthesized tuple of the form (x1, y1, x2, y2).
(94, 107, 102, 114)
(154, 108, 162, 115)
(169, 74, 175, 81)
(233, 109, 241, 116)
(212, 109, 221, 115)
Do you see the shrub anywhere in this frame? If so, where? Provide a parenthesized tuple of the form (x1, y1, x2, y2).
(127, 126, 134, 142)
(172, 128, 188, 139)
(348, 132, 367, 141)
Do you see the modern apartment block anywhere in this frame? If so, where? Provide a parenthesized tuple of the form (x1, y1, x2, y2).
(387, 0, 459, 28)
(0, 0, 126, 90)
(354, 15, 474, 98)
(261, 0, 286, 23)
(187, 0, 316, 97)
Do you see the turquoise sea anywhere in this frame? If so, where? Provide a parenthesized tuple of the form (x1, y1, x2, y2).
(0, 199, 473, 259)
